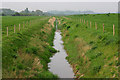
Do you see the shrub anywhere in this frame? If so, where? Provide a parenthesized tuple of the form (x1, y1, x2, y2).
(76, 24, 79, 27)
(105, 39, 114, 46)
(89, 41, 94, 45)
(74, 35, 78, 38)
(98, 35, 102, 39)
(116, 60, 120, 66)
(106, 13, 110, 16)
(93, 65, 101, 73)
(31, 47, 39, 54)
(42, 31, 45, 34)
(63, 23, 67, 27)
(26, 46, 39, 54)
(114, 52, 119, 57)
(48, 46, 57, 53)
(116, 39, 120, 44)
(66, 33, 69, 37)
(91, 46, 97, 50)
(90, 52, 103, 60)
(67, 26, 70, 30)
(11, 53, 18, 59)
(96, 52, 103, 57)
(108, 62, 113, 66)
(12, 66, 16, 71)
(17, 63, 24, 70)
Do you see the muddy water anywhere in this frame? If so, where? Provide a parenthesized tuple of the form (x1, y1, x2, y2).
(48, 24, 74, 78)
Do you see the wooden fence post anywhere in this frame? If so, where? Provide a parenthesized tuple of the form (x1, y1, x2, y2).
(7, 27, 8, 36)
(14, 25, 16, 33)
(19, 24, 20, 31)
(103, 23, 104, 33)
(113, 24, 115, 36)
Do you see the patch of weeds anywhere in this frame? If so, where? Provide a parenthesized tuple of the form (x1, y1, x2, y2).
(116, 39, 120, 44)
(47, 46, 57, 53)
(98, 35, 102, 39)
(76, 24, 79, 27)
(34, 71, 58, 78)
(25, 67, 31, 71)
(12, 66, 16, 71)
(26, 46, 39, 54)
(2, 31, 5, 34)
(115, 60, 120, 66)
(42, 31, 46, 34)
(23, 72, 29, 76)
(48, 22, 50, 24)
(106, 13, 110, 16)
(91, 46, 97, 50)
(93, 65, 101, 73)
(11, 53, 18, 59)
(16, 71, 20, 76)
(105, 39, 114, 46)
(62, 19, 64, 21)
(31, 47, 39, 54)
(74, 35, 78, 38)
(96, 52, 103, 57)
(68, 21, 72, 24)
(89, 41, 94, 45)
(66, 33, 69, 37)
(63, 23, 67, 27)
(76, 65, 80, 70)
(108, 62, 113, 66)
(101, 37, 107, 41)
(111, 71, 115, 75)
(114, 52, 119, 57)
(17, 63, 25, 70)
(90, 52, 103, 60)
(67, 26, 71, 30)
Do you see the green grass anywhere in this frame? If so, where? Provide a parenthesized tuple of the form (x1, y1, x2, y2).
(2, 16, 58, 78)
(2, 16, 45, 37)
(57, 14, 118, 78)
(66, 13, 118, 36)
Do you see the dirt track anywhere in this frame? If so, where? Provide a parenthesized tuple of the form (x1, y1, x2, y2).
(48, 17, 56, 27)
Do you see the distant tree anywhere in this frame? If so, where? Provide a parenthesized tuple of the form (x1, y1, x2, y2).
(12, 12, 20, 16)
(1, 9, 15, 16)
(36, 10, 43, 15)
(24, 8, 29, 14)
(106, 13, 110, 16)
(2, 13, 6, 16)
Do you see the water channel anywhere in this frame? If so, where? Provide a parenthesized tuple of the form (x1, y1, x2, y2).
(48, 20, 75, 78)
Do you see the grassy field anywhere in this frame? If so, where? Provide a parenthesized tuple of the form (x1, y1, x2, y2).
(2, 16, 46, 38)
(2, 13, 119, 79)
(2, 16, 58, 78)
(57, 13, 119, 78)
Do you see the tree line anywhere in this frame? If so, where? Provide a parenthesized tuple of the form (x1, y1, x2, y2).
(0, 8, 52, 16)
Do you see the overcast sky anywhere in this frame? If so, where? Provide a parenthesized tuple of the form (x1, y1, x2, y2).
(1, 0, 120, 2)
(1, 0, 119, 13)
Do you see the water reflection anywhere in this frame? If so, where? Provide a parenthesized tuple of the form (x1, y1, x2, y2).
(48, 30, 74, 78)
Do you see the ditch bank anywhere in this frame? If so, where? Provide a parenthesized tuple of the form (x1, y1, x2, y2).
(2, 17, 58, 78)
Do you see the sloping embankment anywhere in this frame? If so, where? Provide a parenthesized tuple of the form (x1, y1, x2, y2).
(2, 17, 58, 78)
